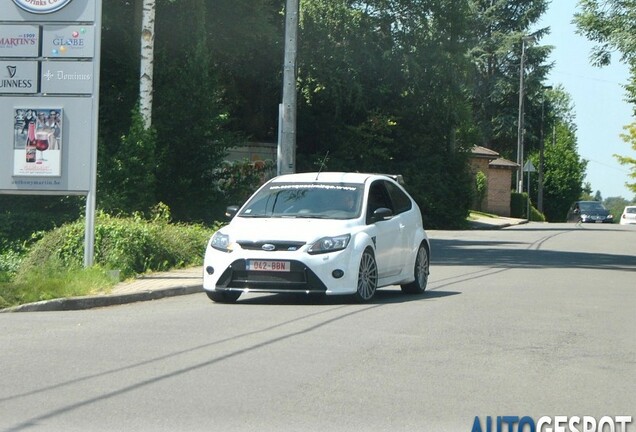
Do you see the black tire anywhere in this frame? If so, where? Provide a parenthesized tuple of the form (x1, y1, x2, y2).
(206, 290, 241, 303)
(401, 242, 429, 294)
(354, 249, 377, 303)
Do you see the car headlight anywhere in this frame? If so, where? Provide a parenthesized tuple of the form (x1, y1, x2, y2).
(210, 231, 232, 252)
(308, 234, 351, 255)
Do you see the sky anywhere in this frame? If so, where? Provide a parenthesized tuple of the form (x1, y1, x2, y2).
(535, 0, 635, 200)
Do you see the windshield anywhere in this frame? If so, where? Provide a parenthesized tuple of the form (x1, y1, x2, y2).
(578, 202, 606, 212)
(239, 182, 363, 219)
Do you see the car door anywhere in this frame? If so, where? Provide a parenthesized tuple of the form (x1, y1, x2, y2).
(383, 180, 414, 275)
(366, 180, 402, 279)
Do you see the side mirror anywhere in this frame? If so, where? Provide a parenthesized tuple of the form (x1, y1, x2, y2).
(573, 208, 580, 214)
(225, 205, 239, 219)
(372, 207, 393, 222)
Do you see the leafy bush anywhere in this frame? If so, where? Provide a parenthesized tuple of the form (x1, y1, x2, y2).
(17, 206, 219, 280)
(475, 171, 488, 211)
(529, 206, 546, 222)
(510, 192, 525, 218)
(511, 192, 545, 221)
(0, 195, 84, 247)
(0, 247, 24, 283)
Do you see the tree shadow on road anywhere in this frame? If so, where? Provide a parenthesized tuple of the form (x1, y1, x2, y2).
(430, 238, 636, 272)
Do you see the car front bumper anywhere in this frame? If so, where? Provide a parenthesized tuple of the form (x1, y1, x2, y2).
(580, 215, 613, 223)
(203, 246, 360, 296)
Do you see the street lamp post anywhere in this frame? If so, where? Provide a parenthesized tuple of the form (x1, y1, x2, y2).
(516, 35, 535, 193)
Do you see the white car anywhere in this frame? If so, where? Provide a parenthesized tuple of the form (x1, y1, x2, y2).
(203, 172, 430, 303)
(620, 205, 636, 225)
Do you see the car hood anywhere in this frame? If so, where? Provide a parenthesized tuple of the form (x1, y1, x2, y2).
(224, 216, 359, 242)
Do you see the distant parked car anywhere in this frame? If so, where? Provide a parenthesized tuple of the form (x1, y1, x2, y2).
(203, 172, 430, 303)
(566, 201, 614, 223)
(619, 205, 636, 225)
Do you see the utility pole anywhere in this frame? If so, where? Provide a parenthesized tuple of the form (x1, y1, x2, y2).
(516, 38, 527, 193)
(516, 34, 535, 193)
(278, 0, 298, 175)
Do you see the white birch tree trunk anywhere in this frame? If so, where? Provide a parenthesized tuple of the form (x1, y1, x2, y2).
(139, 0, 156, 129)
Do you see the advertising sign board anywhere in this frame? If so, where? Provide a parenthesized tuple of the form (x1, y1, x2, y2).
(0, 0, 99, 193)
(0, 60, 38, 94)
(0, 24, 39, 57)
(1, 0, 102, 266)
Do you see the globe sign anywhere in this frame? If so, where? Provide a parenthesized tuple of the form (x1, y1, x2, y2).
(12, 0, 73, 14)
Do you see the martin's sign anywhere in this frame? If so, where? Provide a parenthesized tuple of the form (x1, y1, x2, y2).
(12, 0, 74, 14)
(0, 25, 40, 57)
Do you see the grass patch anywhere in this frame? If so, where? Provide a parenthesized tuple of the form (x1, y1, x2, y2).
(0, 261, 115, 309)
(468, 210, 498, 220)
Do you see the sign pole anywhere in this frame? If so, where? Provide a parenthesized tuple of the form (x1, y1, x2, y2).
(83, 0, 102, 267)
(523, 160, 536, 221)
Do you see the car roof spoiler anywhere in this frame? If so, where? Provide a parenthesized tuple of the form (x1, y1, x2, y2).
(381, 174, 405, 185)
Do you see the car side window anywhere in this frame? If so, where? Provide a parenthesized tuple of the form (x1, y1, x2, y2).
(366, 181, 392, 222)
(385, 181, 412, 215)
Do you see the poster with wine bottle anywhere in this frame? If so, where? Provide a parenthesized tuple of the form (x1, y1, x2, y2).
(13, 108, 63, 177)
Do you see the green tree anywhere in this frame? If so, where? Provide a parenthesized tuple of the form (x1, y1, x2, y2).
(295, 0, 475, 227)
(98, 106, 157, 214)
(575, 0, 636, 193)
(467, 0, 552, 160)
(616, 123, 636, 194)
(529, 87, 587, 221)
(541, 122, 588, 222)
(98, 0, 279, 220)
(574, 0, 636, 69)
(151, 0, 243, 222)
(594, 190, 603, 201)
(604, 195, 630, 223)
(207, 0, 284, 142)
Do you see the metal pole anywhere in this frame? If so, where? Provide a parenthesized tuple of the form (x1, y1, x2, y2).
(516, 38, 526, 193)
(527, 170, 531, 220)
(84, 0, 103, 267)
(278, 0, 298, 175)
(538, 94, 545, 213)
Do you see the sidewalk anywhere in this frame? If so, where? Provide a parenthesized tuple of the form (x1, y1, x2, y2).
(466, 214, 528, 230)
(3, 214, 527, 312)
(3, 267, 203, 313)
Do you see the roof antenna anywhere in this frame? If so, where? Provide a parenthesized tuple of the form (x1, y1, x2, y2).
(315, 151, 329, 180)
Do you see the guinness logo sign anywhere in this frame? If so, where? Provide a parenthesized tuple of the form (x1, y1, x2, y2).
(12, 0, 73, 14)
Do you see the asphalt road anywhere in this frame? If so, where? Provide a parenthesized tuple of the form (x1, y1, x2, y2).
(1, 223, 635, 432)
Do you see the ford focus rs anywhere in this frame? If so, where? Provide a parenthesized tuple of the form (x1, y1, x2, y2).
(203, 172, 430, 303)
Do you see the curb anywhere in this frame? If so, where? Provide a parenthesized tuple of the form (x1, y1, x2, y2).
(1, 284, 202, 313)
(468, 219, 528, 230)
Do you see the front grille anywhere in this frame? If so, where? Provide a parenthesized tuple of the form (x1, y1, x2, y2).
(216, 259, 327, 292)
(237, 240, 306, 251)
(232, 270, 306, 284)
